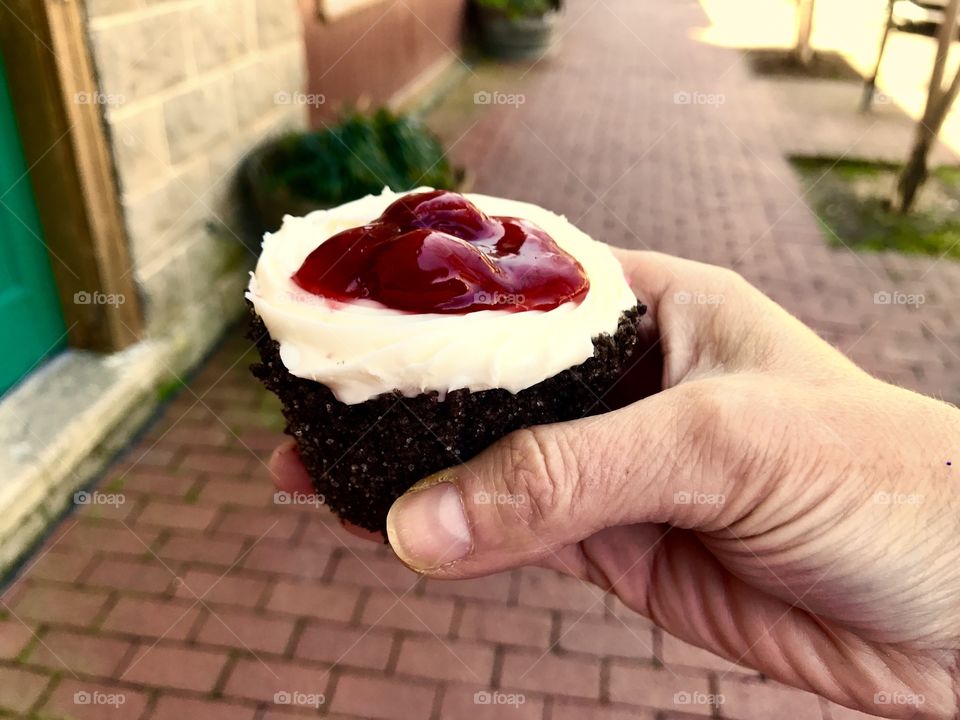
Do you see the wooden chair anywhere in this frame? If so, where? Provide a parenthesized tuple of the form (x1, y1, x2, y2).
(861, 0, 959, 110)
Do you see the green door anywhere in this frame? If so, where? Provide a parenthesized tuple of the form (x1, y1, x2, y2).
(0, 54, 66, 395)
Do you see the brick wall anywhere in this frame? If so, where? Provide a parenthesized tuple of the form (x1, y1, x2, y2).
(299, 0, 466, 125)
(86, 0, 306, 371)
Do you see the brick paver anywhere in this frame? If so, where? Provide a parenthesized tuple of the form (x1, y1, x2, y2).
(24, 630, 133, 678)
(2, 0, 950, 718)
(42, 678, 150, 720)
(0, 619, 34, 660)
(0, 666, 51, 715)
(119, 644, 229, 693)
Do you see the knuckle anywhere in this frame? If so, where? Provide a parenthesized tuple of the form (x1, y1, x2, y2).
(677, 380, 763, 474)
(676, 261, 748, 297)
(674, 382, 723, 437)
(719, 266, 748, 289)
(499, 427, 569, 526)
(710, 267, 752, 308)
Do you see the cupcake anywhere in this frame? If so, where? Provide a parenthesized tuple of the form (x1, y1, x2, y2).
(248, 188, 645, 533)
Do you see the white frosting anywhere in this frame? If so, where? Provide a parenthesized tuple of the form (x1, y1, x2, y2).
(247, 188, 637, 405)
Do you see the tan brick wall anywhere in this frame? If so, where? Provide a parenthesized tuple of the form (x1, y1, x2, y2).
(86, 0, 306, 370)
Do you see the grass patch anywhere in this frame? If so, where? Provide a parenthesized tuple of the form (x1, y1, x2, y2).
(792, 157, 960, 261)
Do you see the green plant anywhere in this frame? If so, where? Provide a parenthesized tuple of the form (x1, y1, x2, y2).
(475, 0, 561, 20)
(792, 158, 960, 261)
(266, 109, 459, 206)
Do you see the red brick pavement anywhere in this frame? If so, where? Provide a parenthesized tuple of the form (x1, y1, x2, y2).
(2, 0, 954, 718)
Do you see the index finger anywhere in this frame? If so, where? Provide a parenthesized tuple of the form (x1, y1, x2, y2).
(269, 440, 315, 494)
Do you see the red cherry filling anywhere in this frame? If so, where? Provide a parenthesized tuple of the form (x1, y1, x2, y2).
(292, 190, 590, 313)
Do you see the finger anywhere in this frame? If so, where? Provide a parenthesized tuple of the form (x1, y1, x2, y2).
(270, 442, 379, 543)
(269, 440, 314, 494)
(386, 377, 768, 577)
(608, 247, 688, 303)
(608, 247, 732, 318)
(611, 246, 855, 383)
(608, 248, 760, 384)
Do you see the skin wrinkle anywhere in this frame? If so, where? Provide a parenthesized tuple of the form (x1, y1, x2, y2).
(717, 555, 809, 686)
(603, 392, 667, 519)
(719, 477, 861, 578)
(724, 442, 852, 544)
(951, 653, 960, 720)
(743, 481, 943, 645)
(730, 481, 896, 618)
(579, 537, 618, 594)
(643, 529, 681, 632)
(637, 430, 678, 525)
(719, 564, 935, 717)
(544, 422, 599, 524)
(678, 375, 773, 531)
(794, 611, 872, 707)
(510, 427, 560, 531)
(687, 537, 739, 659)
(663, 429, 711, 528)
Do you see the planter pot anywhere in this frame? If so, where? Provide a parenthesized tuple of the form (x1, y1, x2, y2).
(478, 8, 558, 61)
(242, 141, 472, 247)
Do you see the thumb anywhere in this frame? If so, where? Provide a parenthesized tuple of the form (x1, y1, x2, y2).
(386, 379, 755, 577)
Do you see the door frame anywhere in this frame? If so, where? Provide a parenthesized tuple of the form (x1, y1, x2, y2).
(0, 0, 142, 352)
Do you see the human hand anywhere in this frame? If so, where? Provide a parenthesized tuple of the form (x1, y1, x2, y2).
(270, 248, 960, 719)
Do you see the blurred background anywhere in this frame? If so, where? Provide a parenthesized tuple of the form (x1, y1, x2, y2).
(0, 0, 958, 718)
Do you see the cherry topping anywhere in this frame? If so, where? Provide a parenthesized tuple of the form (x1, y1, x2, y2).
(292, 190, 589, 313)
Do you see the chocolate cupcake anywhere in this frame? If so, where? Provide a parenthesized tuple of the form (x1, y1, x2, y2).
(248, 188, 645, 533)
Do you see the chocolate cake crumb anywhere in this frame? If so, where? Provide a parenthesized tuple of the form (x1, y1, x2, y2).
(250, 303, 646, 534)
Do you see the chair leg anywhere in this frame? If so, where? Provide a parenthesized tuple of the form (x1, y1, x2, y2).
(862, 0, 896, 112)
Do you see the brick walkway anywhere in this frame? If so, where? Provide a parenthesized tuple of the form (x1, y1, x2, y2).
(2, 1, 957, 719)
